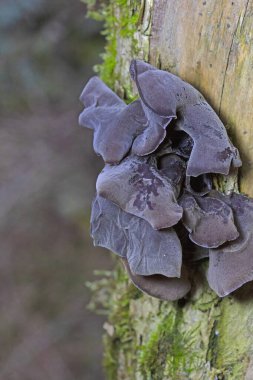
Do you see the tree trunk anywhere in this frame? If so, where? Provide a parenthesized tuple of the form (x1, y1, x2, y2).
(87, 1, 253, 379)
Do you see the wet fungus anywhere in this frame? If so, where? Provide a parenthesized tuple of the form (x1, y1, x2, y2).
(80, 59, 253, 300)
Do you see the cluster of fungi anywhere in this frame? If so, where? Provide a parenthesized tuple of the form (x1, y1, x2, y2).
(79, 59, 253, 301)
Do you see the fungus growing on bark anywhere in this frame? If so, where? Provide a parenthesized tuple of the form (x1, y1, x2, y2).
(96, 156, 183, 230)
(91, 196, 128, 258)
(79, 77, 147, 164)
(122, 259, 191, 301)
(158, 154, 186, 197)
(169, 130, 194, 159)
(207, 192, 253, 297)
(79, 59, 252, 300)
(175, 105, 242, 176)
(179, 192, 239, 248)
(91, 196, 182, 278)
(175, 223, 209, 262)
(185, 174, 212, 196)
(130, 59, 241, 175)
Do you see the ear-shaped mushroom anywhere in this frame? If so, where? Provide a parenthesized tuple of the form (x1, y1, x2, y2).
(130, 59, 241, 175)
(96, 156, 183, 230)
(79, 76, 148, 164)
(185, 174, 212, 196)
(130, 59, 201, 117)
(179, 192, 239, 248)
(130, 59, 181, 156)
(91, 196, 182, 277)
(207, 192, 253, 297)
(131, 102, 169, 156)
(79, 75, 125, 108)
(122, 259, 191, 301)
(90, 195, 128, 257)
(175, 105, 241, 176)
(79, 76, 125, 136)
(126, 215, 182, 277)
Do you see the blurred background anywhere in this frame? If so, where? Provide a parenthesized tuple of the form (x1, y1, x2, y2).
(0, 1, 112, 379)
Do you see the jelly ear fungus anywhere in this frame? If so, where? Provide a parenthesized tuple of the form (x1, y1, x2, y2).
(80, 59, 253, 300)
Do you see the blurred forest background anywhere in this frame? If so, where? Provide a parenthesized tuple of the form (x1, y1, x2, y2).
(0, 1, 112, 379)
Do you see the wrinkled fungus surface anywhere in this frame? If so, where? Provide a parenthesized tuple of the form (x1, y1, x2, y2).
(79, 59, 253, 300)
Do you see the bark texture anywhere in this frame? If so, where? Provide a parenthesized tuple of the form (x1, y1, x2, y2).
(87, 1, 253, 379)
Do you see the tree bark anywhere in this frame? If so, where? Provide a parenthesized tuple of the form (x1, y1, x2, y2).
(88, 1, 253, 379)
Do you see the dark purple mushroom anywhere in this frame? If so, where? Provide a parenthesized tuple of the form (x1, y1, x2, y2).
(130, 59, 199, 117)
(79, 74, 186, 164)
(187, 245, 209, 262)
(168, 129, 194, 159)
(96, 156, 183, 230)
(155, 129, 194, 161)
(80, 59, 249, 301)
(130, 59, 241, 175)
(91, 196, 182, 278)
(185, 174, 212, 196)
(130, 60, 179, 156)
(79, 76, 147, 164)
(125, 216, 182, 278)
(176, 223, 209, 262)
(131, 105, 169, 156)
(122, 259, 191, 301)
(207, 192, 253, 297)
(155, 138, 174, 157)
(90, 196, 128, 257)
(179, 192, 239, 248)
(175, 105, 241, 176)
(158, 154, 186, 197)
(79, 75, 125, 108)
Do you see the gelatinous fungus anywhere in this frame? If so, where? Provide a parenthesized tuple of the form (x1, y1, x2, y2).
(79, 59, 253, 300)
(91, 196, 182, 278)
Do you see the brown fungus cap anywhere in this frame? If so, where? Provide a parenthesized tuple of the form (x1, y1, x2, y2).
(91, 196, 182, 278)
(96, 156, 183, 230)
(122, 259, 191, 301)
(179, 192, 239, 248)
(207, 192, 253, 297)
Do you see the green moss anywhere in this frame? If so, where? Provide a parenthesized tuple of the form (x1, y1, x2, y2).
(86, 262, 142, 378)
(138, 307, 201, 380)
(138, 312, 176, 380)
(103, 283, 141, 379)
(83, 0, 142, 101)
(88, 259, 253, 379)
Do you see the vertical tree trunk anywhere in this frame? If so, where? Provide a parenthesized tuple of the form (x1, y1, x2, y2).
(87, 1, 253, 378)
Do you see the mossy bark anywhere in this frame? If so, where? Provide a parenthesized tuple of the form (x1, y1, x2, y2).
(86, 1, 253, 378)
